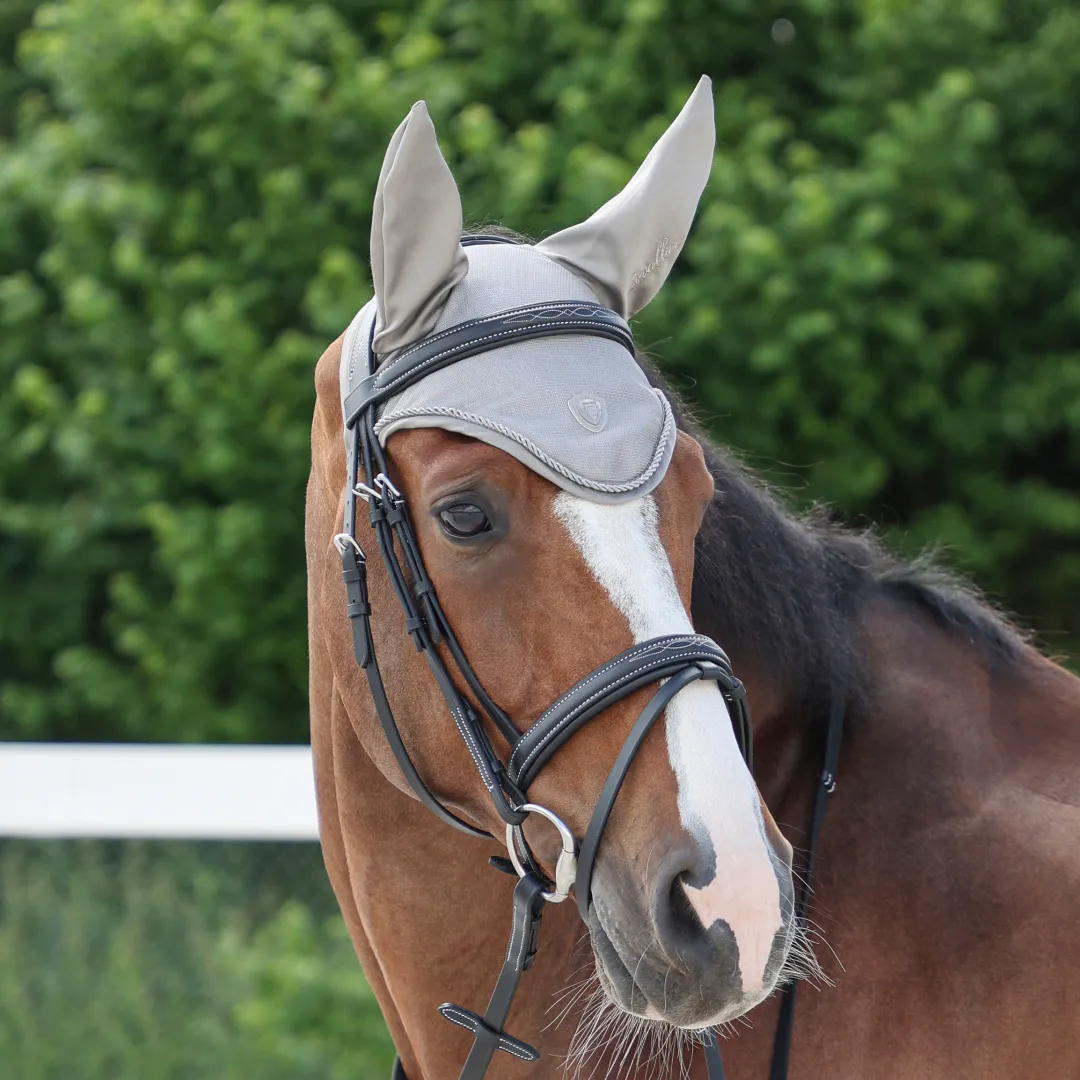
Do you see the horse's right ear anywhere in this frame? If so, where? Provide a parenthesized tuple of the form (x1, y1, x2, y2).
(370, 101, 468, 358)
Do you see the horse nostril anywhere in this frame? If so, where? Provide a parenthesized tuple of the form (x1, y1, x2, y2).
(652, 851, 716, 966)
(652, 850, 747, 988)
(668, 873, 705, 937)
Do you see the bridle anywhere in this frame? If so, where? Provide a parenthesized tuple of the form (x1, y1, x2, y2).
(333, 237, 841, 1080)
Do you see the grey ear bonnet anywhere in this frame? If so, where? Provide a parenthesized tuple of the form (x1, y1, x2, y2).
(340, 77, 715, 504)
(340, 242, 675, 502)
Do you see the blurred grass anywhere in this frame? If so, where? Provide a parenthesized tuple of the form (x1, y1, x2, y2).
(0, 840, 395, 1079)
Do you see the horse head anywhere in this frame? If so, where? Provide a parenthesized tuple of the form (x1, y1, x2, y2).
(324, 77, 799, 1040)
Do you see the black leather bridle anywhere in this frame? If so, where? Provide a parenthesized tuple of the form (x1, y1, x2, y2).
(333, 237, 841, 1080)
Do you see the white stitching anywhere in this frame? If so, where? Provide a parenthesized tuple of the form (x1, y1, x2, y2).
(513, 646, 706, 779)
(505, 904, 520, 963)
(378, 305, 563, 374)
(509, 638, 697, 772)
(505, 893, 533, 970)
(509, 637, 719, 779)
(513, 902, 531, 968)
(448, 702, 495, 790)
(376, 302, 626, 380)
(441, 1006, 474, 1028)
(439, 1006, 534, 1060)
(375, 393, 674, 496)
(508, 635, 712, 771)
(378, 307, 625, 378)
(500, 1040, 534, 1061)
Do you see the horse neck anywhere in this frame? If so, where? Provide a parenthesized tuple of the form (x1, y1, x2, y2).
(327, 682, 595, 1076)
(684, 438, 1070, 837)
(728, 574, 1078, 855)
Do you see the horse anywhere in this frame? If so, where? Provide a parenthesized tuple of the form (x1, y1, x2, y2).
(306, 77, 1080, 1079)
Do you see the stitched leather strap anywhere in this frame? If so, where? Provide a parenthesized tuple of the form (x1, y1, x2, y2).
(768, 695, 844, 1080)
(573, 663, 721, 920)
(439, 873, 547, 1079)
(704, 1030, 727, 1078)
(509, 635, 738, 790)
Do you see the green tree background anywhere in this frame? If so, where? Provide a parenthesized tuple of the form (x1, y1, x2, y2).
(2, 0, 1079, 745)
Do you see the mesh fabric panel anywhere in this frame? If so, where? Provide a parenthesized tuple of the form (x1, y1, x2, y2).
(340, 244, 674, 502)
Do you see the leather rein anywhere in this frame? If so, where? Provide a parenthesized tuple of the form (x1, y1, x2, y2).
(333, 240, 842, 1080)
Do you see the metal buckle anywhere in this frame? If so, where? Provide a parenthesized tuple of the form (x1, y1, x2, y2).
(352, 482, 381, 504)
(353, 474, 402, 507)
(332, 533, 365, 558)
(374, 472, 402, 503)
(505, 803, 577, 904)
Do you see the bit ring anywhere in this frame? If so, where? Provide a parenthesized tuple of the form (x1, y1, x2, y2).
(506, 803, 578, 904)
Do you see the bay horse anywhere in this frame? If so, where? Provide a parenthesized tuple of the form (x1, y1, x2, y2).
(306, 77, 1080, 1079)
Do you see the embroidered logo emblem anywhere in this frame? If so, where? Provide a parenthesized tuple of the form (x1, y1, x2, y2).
(568, 394, 608, 433)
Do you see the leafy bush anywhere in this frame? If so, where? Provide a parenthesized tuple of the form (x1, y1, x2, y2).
(0, 840, 395, 1078)
(224, 900, 396, 1080)
(1, 0, 1078, 743)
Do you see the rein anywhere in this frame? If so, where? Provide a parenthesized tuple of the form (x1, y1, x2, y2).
(334, 239, 842, 1079)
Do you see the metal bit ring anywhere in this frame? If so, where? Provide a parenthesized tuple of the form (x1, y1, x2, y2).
(505, 803, 578, 904)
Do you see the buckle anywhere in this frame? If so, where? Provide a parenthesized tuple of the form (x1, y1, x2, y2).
(332, 533, 365, 559)
(374, 472, 402, 502)
(352, 482, 381, 504)
(353, 472, 403, 507)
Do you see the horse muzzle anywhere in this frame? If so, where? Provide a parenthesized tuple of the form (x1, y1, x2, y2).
(587, 840, 796, 1028)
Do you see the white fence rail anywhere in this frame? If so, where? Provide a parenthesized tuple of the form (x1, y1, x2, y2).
(0, 744, 319, 840)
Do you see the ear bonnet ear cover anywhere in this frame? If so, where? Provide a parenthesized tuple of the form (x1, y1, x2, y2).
(341, 78, 716, 504)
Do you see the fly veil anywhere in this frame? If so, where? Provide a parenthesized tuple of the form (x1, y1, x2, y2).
(339, 77, 719, 500)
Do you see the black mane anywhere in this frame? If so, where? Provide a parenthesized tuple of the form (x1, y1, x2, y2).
(642, 357, 1032, 717)
(459, 229, 1031, 715)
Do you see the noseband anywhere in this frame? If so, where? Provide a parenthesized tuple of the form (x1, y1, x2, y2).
(335, 241, 757, 1080)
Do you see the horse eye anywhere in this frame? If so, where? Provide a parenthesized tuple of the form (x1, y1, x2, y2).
(438, 502, 492, 538)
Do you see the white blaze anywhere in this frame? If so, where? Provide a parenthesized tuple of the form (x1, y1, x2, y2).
(553, 493, 783, 994)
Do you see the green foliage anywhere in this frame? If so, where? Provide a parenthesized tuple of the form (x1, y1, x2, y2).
(0, 840, 395, 1078)
(1, 0, 1078, 742)
(224, 900, 396, 1079)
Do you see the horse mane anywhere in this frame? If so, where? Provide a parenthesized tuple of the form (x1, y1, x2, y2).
(461, 228, 1031, 716)
(643, 357, 1033, 717)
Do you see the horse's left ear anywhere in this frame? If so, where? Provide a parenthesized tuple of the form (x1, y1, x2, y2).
(536, 75, 715, 318)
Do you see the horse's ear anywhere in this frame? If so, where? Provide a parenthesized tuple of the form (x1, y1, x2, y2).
(536, 76, 715, 318)
(370, 101, 468, 357)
